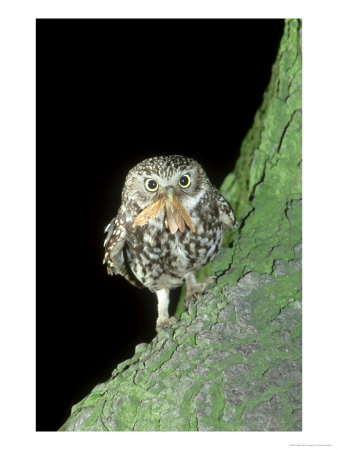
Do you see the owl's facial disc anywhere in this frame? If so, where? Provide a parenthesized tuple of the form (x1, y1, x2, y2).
(134, 186, 195, 234)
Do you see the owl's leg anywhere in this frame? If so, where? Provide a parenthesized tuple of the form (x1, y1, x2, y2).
(155, 288, 178, 333)
(184, 272, 216, 307)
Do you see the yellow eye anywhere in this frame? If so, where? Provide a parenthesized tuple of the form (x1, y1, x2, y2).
(145, 179, 159, 192)
(179, 174, 191, 188)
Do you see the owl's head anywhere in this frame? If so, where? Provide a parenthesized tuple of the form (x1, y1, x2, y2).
(122, 155, 213, 234)
(122, 155, 212, 208)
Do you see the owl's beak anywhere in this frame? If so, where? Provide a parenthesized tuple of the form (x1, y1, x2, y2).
(166, 187, 176, 204)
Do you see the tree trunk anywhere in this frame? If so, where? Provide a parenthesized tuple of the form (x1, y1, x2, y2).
(60, 19, 302, 432)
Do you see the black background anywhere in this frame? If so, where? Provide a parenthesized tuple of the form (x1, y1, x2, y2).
(36, 18, 284, 431)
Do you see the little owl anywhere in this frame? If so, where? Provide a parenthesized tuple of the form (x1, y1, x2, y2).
(103, 155, 236, 332)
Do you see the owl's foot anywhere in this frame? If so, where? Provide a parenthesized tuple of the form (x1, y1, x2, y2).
(184, 273, 216, 308)
(156, 316, 179, 334)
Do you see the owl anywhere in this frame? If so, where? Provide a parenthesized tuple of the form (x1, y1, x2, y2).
(103, 155, 236, 332)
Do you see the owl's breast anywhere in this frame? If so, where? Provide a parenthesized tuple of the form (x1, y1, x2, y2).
(125, 208, 224, 292)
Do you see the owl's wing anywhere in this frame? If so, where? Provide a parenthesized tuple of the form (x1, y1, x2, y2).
(215, 189, 237, 231)
(103, 217, 142, 288)
(103, 217, 124, 274)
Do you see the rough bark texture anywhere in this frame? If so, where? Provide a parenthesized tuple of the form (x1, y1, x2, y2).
(60, 19, 302, 432)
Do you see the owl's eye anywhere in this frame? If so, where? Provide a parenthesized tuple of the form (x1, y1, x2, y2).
(145, 179, 159, 192)
(179, 174, 191, 188)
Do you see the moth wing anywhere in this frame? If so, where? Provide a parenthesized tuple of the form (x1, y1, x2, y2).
(172, 205, 186, 233)
(134, 197, 165, 226)
(165, 201, 179, 234)
(173, 197, 196, 232)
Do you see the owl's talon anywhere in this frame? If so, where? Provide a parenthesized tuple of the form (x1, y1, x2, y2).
(184, 274, 216, 307)
(156, 316, 178, 333)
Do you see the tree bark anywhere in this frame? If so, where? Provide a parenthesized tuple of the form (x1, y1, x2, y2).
(60, 19, 302, 432)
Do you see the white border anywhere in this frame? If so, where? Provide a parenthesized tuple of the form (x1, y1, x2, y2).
(0, 1, 337, 449)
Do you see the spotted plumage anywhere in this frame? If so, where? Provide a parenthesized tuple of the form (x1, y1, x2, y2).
(103, 155, 236, 332)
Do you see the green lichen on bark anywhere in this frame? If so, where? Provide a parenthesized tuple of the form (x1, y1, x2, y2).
(60, 19, 302, 432)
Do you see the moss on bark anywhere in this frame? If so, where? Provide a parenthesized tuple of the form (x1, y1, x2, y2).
(60, 19, 302, 432)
